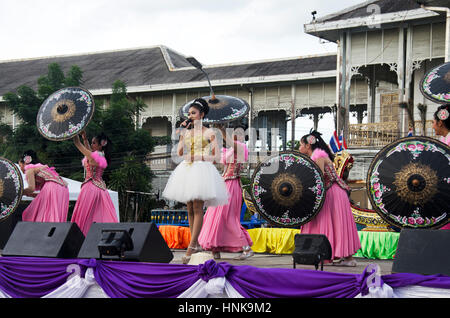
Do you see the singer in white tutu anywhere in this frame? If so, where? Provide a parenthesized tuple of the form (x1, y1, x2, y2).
(163, 98, 228, 264)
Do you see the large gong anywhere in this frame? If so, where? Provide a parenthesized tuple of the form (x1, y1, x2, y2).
(420, 61, 450, 104)
(367, 136, 450, 229)
(0, 157, 23, 222)
(179, 95, 249, 125)
(37, 87, 95, 141)
(250, 151, 326, 228)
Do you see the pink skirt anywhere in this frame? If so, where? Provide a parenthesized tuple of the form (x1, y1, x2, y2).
(22, 182, 69, 223)
(301, 183, 361, 259)
(198, 178, 253, 252)
(71, 181, 118, 236)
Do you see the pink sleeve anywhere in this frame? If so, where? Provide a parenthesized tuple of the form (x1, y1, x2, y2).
(91, 151, 107, 169)
(311, 148, 329, 161)
(236, 141, 249, 162)
(221, 142, 249, 164)
(24, 163, 44, 171)
(24, 163, 44, 185)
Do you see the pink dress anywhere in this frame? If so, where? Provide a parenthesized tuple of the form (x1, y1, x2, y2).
(301, 149, 361, 260)
(198, 141, 253, 252)
(439, 132, 450, 230)
(71, 151, 118, 236)
(22, 164, 69, 222)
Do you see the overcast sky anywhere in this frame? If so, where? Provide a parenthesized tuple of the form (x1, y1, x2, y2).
(0, 0, 364, 64)
(0, 0, 366, 142)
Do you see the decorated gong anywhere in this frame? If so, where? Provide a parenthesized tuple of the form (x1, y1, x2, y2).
(0, 157, 23, 222)
(251, 151, 326, 227)
(420, 61, 450, 104)
(367, 136, 450, 229)
(37, 87, 95, 141)
(179, 95, 249, 124)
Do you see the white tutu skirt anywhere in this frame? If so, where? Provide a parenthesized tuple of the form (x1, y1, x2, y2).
(162, 161, 228, 207)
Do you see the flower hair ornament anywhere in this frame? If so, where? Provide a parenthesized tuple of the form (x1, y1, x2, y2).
(306, 134, 317, 145)
(100, 139, 108, 147)
(23, 155, 32, 164)
(437, 108, 449, 121)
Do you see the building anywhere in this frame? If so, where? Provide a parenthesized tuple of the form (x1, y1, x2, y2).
(304, 0, 449, 207)
(0, 0, 449, 207)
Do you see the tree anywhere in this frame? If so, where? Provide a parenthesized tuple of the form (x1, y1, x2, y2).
(90, 80, 156, 221)
(1, 63, 84, 169)
(108, 156, 155, 222)
(1, 64, 157, 221)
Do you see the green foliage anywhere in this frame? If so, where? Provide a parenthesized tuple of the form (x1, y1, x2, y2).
(0, 63, 156, 219)
(109, 155, 155, 221)
(282, 140, 299, 151)
(1, 63, 84, 164)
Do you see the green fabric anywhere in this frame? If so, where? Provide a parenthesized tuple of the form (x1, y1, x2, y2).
(354, 231, 399, 259)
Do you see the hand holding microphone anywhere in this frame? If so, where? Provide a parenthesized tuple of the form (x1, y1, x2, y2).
(181, 118, 193, 129)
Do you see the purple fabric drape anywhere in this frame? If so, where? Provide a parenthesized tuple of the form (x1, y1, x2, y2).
(0, 257, 79, 298)
(92, 259, 200, 297)
(382, 272, 450, 290)
(225, 263, 375, 298)
(0, 257, 449, 298)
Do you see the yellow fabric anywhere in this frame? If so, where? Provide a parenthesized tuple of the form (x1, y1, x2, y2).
(247, 228, 300, 254)
(158, 226, 399, 260)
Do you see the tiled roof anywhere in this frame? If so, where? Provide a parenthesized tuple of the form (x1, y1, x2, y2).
(0, 46, 337, 96)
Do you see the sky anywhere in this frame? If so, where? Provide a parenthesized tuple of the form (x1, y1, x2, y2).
(0, 0, 366, 142)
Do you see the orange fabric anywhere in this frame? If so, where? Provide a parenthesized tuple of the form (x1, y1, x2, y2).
(158, 225, 191, 249)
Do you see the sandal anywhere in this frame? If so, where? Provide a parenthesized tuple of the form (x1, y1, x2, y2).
(235, 249, 254, 260)
(335, 259, 357, 267)
(212, 252, 221, 260)
(181, 245, 198, 264)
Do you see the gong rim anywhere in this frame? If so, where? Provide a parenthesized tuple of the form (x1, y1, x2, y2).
(36, 86, 95, 141)
(179, 95, 249, 125)
(419, 62, 450, 104)
(250, 150, 326, 228)
(366, 136, 450, 229)
(0, 157, 23, 223)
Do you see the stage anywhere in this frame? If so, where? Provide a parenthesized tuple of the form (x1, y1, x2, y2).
(0, 224, 448, 299)
(169, 249, 395, 275)
(0, 247, 448, 299)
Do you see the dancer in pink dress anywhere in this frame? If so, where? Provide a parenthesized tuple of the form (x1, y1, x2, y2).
(198, 126, 253, 260)
(71, 132, 118, 235)
(299, 131, 361, 266)
(432, 104, 450, 230)
(19, 150, 69, 222)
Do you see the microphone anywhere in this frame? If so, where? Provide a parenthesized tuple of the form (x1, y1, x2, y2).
(184, 118, 193, 129)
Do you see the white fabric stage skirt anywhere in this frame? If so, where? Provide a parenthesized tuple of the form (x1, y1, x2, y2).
(163, 161, 228, 207)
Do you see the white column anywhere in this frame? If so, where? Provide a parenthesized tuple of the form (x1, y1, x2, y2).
(397, 27, 406, 136)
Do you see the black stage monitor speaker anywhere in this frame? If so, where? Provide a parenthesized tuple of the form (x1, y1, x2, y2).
(0, 202, 28, 249)
(392, 228, 450, 276)
(2, 221, 85, 258)
(77, 222, 174, 263)
(292, 234, 332, 270)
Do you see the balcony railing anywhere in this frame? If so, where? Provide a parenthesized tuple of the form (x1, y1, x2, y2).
(146, 120, 439, 169)
(348, 120, 437, 148)
(348, 121, 399, 147)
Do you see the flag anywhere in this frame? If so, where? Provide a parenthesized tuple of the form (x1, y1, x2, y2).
(339, 131, 348, 150)
(407, 127, 413, 137)
(329, 130, 342, 153)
